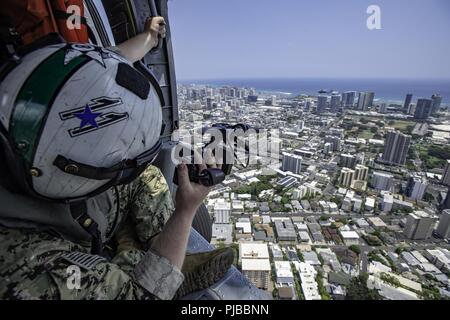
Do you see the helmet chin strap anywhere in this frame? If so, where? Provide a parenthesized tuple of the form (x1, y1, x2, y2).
(53, 139, 162, 184)
(69, 201, 103, 255)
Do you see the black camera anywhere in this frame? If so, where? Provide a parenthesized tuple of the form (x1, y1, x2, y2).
(173, 123, 258, 187)
(173, 165, 226, 187)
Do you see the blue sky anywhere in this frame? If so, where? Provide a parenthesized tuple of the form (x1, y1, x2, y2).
(168, 0, 450, 80)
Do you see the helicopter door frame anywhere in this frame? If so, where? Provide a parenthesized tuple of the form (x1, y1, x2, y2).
(84, 0, 116, 47)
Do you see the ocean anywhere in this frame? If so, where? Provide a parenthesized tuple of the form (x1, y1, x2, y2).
(180, 78, 450, 105)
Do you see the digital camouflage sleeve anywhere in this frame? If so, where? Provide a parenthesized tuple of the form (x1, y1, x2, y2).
(0, 166, 183, 300)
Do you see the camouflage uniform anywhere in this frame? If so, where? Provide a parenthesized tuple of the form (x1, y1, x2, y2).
(0, 166, 184, 300)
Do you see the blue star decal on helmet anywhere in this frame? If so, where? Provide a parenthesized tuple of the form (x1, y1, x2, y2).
(74, 105, 102, 128)
(60, 97, 128, 138)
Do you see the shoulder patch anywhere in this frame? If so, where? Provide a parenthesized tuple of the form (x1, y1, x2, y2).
(60, 252, 107, 270)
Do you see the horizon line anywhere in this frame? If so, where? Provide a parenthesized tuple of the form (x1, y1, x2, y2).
(178, 76, 450, 82)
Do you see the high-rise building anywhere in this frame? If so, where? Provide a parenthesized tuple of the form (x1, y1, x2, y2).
(357, 92, 366, 110)
(239, 243, 270, 260)
(270, 95, 277, 106)
(316, 95, 327, 114)
(206, 97, 213, 110)
(379, 103, 387, 114)
(341, 91, 356, 108)
(189, 88, 199, 100)
(340, 153, 356, 169)
(403, 94, 413, 112)
(354, 164, 369, 181)
(381, 130, 411, 166)
(441, 160, 450, 187)
(371, 171, 394, 191)
(436, 210, 450, 239)
(404, 211, 436, 240)
(241, 259, 271, 290)
(444, 188, 450, 210)
(357, 92, 375, 110)
(325, 135, 341, 152)
(235, 88, 243, 99)
(356, 153, 365, 166)
(330, 94, 341, 113)
(323, 143, 332, 155)
(407, 103, 415, 115)
(364, 92, 375, 109)
(240, 243, 271, 290)
(329, 128, 344, 138)
(431, 94, 443, 115)
(382, 193, 394, 212)
(414, 98, 433, 120)
(339, 168, 355, 187)
(247, 95, 258, 103)
(265, 96, 277, 106)
(282, 153, 302, 174)
(406, 175, 428, 201)
(304, 98, 312, 111)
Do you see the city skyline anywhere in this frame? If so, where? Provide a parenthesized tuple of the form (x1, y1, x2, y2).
(177, 81, 450, 300)
(178, 78, 450, 105)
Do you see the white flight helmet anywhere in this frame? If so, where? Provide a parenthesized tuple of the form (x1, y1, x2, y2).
(0, 42, 163, 201)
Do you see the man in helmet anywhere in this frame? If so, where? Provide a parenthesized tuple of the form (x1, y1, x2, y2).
(0, 17, 233, 299)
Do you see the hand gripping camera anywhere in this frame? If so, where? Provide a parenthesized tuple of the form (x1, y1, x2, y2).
(173, 123, 258, 187)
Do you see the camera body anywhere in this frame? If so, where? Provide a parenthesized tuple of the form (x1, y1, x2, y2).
(173, 165, 226, 187)
(173, 123, 257, 187)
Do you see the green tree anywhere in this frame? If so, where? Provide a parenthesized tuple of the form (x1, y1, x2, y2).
(423, 193, 434, 203)
(395, 246, 406, 255)
(272, 288, 279, 299)
(424, 274, 436, 281)
(360, 118, 369, 124)
(363, 235, 382, 246)
(419, 285, 441, 300)
(296, 249, 304, 262)
(330, 196, 342, 206)
(429, 145, 450, 160)
(316, 271, 331, 300)
(349, 245, 361, 255)
(294, 279, 305, 300)
(368, 251, 387, 265)
(216, 241, 226, 249)
(345, 274, 382, 300)
(380, 273, 401, 288)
